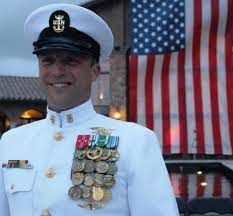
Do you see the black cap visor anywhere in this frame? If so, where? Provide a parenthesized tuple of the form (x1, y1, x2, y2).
(33, 43, 95, 57)
(33, 37, 99, 59)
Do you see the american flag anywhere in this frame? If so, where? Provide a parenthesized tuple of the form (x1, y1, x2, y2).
(128, 0, 233, 155)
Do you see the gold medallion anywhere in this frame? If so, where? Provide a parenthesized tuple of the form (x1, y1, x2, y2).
(84, 173, 94, 186)
(96, 161, 109, 174)
(75, 149, 87, 160)
(84, 160, 95, 173)
(82, 186, 92, 199)
(92, 187, 104, 201)
(87, 147, 103, 160)
(72, 160, 85, 172)
(72, 172, 84, 185)
(103, 175, 116, 188)
(94, 173, 104, 187)
(68, 185, 82, 200)
(101, 148, 111, 160)
(107, 163, 118, 175)
(110, 150, 120, 161)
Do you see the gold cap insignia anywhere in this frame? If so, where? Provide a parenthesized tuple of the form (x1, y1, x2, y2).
(53, 14, 65, 33)
(49, 10, 70, 34)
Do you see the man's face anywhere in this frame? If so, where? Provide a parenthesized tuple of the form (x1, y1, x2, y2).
(38, 50, 100, 111)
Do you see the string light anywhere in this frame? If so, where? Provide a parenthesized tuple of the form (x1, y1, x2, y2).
(200, 182, 207, 187)
(197, 171, 202, 175)
(113, 112, 121, 119)
(109, 106, 126, 120)
(99, 92, 104, 100)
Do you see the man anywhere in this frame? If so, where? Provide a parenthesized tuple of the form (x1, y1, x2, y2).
(0, 3, 179, 216)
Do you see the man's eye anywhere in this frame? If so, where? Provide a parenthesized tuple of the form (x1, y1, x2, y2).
(40, 57, 54, 65)
(63, 58, 80, 65)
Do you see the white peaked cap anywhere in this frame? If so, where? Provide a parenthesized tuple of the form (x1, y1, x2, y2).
(24, 3, 114, 61)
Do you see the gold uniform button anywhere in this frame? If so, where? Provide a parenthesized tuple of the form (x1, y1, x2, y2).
(45, 168, 56, 178)
(41, 209, 51, 216)
(54, 132, 63, 141)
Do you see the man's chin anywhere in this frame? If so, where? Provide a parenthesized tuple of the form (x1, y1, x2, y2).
(46, 96, 89, 112)
(47, 99, 71, 112)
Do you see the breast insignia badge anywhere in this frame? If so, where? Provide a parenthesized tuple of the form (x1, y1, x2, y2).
(68, 127, 120, 210)
(90, 127, 115, 135)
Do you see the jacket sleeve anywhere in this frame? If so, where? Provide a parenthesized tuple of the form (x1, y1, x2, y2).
(0, 135, 10, 216)
(127, 129, 179, 216)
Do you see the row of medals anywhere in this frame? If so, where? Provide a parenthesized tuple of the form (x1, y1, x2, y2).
(68, 146, 120, 209)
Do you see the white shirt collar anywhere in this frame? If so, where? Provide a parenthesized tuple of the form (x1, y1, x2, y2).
(46, 99, 96, 128)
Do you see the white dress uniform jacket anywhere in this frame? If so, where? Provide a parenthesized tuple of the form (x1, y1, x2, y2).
(0, 100, 179, 216)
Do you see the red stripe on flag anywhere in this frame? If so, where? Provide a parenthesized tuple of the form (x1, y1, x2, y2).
(178, 51, 188, 153)
(225, 0, 233, 152)
(180, 174, 188, 200)
(145, 55, 155, 130)
(209, 0, 222, 154)
(197, 175, 206, 197)
(161, 54, 171, 154)
(129, 55, 138, 122)
(213, 174, 222, 196)
(192, 0, 205, 153)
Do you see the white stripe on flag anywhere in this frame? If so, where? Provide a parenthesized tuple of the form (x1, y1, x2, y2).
(137, 56, 147, 126)
(200, 1, 214, 154)
(222, 175, 232, 198)
(204, 174, 214, 197)
(217, 1, 232, 155)
(184, 0, 197, 154)
(153, 55, 164, 147)
(188, 174, 196, 199)
(169, 53, 180, 153)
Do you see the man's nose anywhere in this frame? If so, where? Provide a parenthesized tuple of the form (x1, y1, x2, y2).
(52, 61, 66, 76)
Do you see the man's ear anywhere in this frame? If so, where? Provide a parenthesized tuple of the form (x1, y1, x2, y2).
(91, 63, 101, 81)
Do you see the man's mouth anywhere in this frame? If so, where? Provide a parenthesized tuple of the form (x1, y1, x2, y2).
(49, 82, 72, 88)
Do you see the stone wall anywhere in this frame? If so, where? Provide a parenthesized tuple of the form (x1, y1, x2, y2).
(84, 0, 131, 119)
(110, 54, 127, 108)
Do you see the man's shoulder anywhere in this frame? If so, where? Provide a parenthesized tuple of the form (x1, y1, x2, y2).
(95, 114, 154, 135)
(0, 119, 46, 159)
(1, 119, 45, 141)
